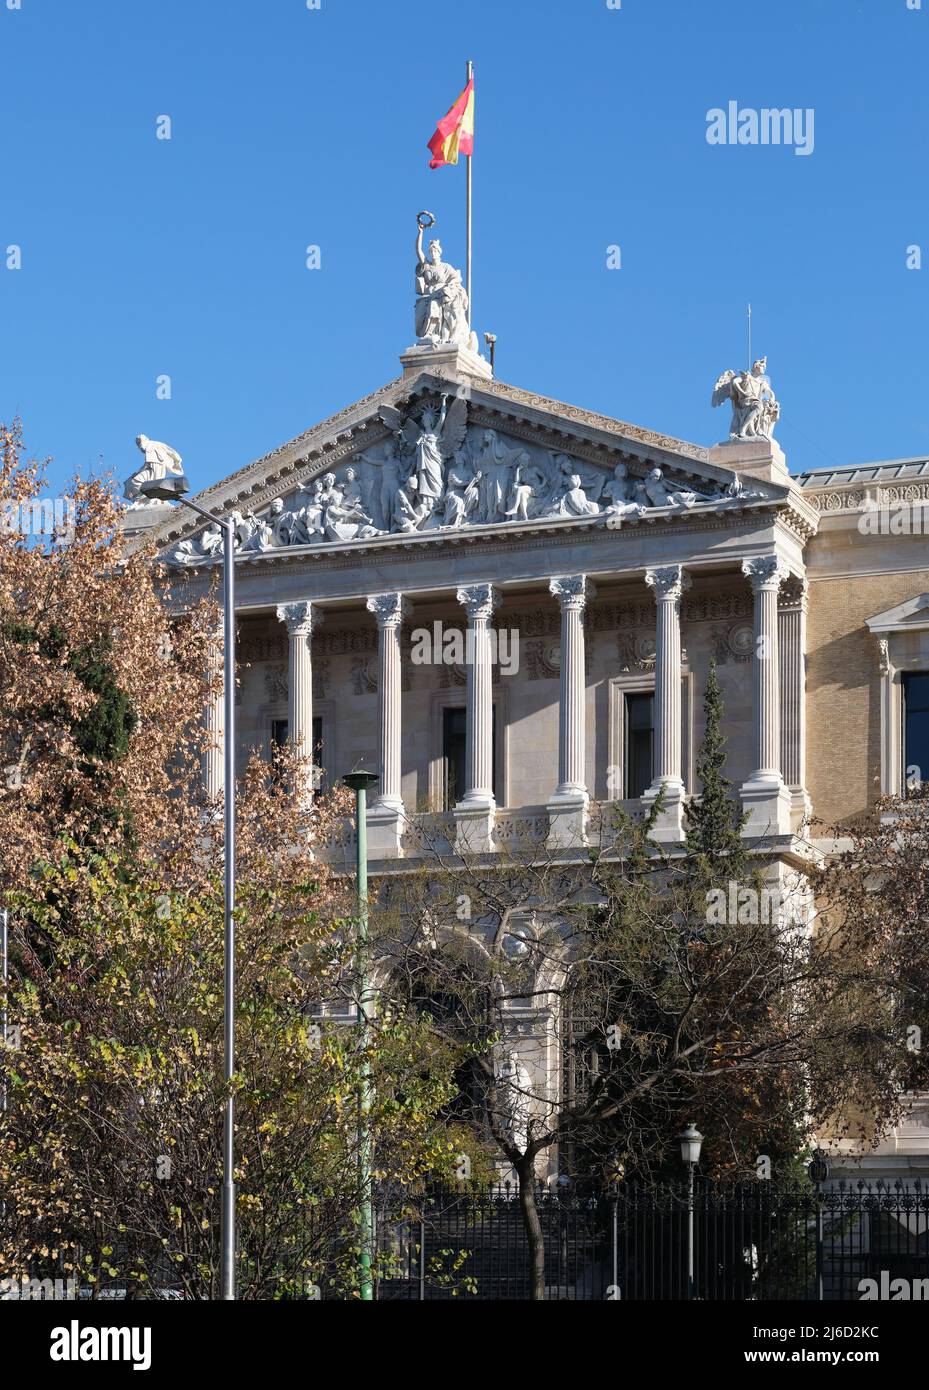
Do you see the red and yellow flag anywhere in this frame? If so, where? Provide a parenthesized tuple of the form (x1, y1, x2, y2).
(427, 77, 474, 169)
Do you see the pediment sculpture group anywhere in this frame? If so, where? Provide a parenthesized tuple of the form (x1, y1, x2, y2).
(160, 399, 759, 564)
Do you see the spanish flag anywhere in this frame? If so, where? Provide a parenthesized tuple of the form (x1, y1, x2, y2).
(427, 77, 475, 169)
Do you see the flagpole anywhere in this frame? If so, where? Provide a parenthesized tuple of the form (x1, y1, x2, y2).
(466, 59, 473, 329)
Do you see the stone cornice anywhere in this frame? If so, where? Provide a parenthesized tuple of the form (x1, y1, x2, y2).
(169, 495, 794, 584)
(476, 378, 709, 465)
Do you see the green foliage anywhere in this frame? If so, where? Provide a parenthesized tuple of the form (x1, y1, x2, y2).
(684, 658, 747, 879)
(0, 844, 462, 1299)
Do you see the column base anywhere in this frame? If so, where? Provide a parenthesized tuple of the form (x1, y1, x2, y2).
(788, 786, 812, 834)
(366, 800, 406, 859)
(546, 790, 590, 849)
(454, 796, 497, 855)
(740, 775, 793, 838)
(642, 778, 686, 844)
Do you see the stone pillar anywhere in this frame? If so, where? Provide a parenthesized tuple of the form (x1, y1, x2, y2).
(741, 556, 792, 837)
(276, 601, 321, 806)
(203, 622, 225, 803)
(454, 583, 500, 854)
(642, 565, 690, 841)
(778, 576, 809, 827)
(546, 575, 595, 848)
(365, 593, 410, 858)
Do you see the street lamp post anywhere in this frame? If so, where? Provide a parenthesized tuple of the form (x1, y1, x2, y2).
(138, 473, 238, 1301)
(808, 1148, 829, 1302)
(678, 1122, 703, 1300)
(343, 769, 379, 1303)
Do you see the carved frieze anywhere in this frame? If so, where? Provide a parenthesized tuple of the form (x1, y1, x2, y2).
(712, 623, 755, 665)
(162, 399, 765, 568)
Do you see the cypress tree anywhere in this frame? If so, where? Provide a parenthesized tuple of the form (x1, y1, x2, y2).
(684, 658, 746, 877)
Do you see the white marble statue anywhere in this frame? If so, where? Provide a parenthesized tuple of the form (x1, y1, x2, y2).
(642, 466, 698, 510)
(496, 1050, 533, 1155)
(473, 430, 525, 524)
(712, 357, 780, 441)
(414, 212, 474, 349)
(555, 472, 601, 518)
(442, 451, 480, 529)
(378, 393, 469, 529)
(504, 456, 536, 522)
(167, 520, 224, 565)
(123, 434, 184, 507)
(602, 462, 645, 520)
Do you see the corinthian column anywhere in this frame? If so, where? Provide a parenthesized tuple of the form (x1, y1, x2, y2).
(203, 622, 225, 804)
(643, 566, 690, 841)
(454, 583, 500, 854)
(741, 556, 792, 837)
(276, 601, 321, 805)
(365, 593, 411, 857)
(547, 576, 595, 848)
(778, 576, 809, 827)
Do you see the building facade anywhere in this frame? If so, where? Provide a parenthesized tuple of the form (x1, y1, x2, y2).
(126, 324, 929, 1182)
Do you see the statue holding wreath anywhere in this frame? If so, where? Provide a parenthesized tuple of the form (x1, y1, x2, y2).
(414, 211, 472, 348)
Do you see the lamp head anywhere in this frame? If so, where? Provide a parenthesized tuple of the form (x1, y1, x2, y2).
(342, 770, 379, 794)
(138, 474, 191, 503)
(678, 1122, 703, 1167)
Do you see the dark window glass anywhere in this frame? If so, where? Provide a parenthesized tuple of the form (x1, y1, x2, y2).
(625, 691, 654, 799)
(443, 707, 467, 810)
(270, 715, 325, 788)
(903, 673, 929, 789)
(442, 706, 497, 810)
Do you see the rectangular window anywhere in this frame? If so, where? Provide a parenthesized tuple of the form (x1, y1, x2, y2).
(270, 715, 324, 788)
(903, 673, 929, 789)
(624, 691, 654, 799)
(442, 706, 497, 810)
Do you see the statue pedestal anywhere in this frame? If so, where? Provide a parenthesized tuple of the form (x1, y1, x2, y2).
(642, 779, 688, 844)
(400, 342, 493, 382)
(454, 796, 497, 855)
(366, 800, 405, 859)
(120, 502, 174, 535)
(740, 775, 794, 839)
(545, 792, 590, 850)
(709, 439, 790, 487)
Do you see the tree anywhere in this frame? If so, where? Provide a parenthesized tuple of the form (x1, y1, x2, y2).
(374, 670, 929, 1298)
(0, 426, 463, 1297)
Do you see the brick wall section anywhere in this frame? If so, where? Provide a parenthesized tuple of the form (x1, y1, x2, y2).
(806, 570, 929, 827)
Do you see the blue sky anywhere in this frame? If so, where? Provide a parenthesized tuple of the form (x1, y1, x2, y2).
(1, 0, 927, 497)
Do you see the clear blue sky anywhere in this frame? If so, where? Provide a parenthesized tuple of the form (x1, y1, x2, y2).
(1, 0, 927, 497)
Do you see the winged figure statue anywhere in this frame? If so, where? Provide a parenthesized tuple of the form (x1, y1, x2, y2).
(376, 393, 469, 529)
(712, 358, 780, 442)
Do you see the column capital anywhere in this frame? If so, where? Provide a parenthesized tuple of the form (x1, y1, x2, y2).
(644, 565, 691, 603)
(777, 574, 809, 612)
(741, 555, 789, 594)
(456, 583, 500, 622)
(276, 601, 320, 637)
(549, 575, 596, 611)
(366, 592, 411, 628)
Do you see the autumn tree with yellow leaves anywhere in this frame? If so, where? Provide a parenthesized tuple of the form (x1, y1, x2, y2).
(0, 423, 461, 1298)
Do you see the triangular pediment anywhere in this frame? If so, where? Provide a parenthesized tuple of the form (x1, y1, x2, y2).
(867, 594, 929, 632)
(136, 364, 792, 566)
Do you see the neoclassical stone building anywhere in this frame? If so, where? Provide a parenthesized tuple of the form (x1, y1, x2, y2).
(125, 324, 929, 1181)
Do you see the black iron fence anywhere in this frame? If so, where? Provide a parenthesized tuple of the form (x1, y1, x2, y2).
(369, 1180, 929, 1301)
(11, 1179, 929, 1300)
